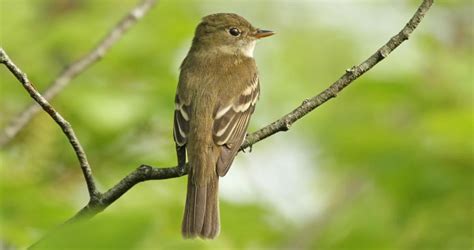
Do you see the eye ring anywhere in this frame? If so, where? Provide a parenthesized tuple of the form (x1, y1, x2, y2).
(228, 27, 241, 37)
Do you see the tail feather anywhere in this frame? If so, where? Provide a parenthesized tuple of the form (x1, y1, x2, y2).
(182, 174, 219, 239)
(193, 183, 207, 233)
(182, 179, 194, 236)
(202, 178, 219, 237)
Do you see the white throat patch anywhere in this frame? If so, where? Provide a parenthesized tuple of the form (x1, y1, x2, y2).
(216, 40, 257, 58)
(241, 40, 256, 58)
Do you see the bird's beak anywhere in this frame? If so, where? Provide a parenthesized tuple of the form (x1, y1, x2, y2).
(254, 29, 275, 39)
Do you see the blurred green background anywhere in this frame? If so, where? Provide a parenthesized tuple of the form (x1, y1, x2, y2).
(0, 0, 472, 249)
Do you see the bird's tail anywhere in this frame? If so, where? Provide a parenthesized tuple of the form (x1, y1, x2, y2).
(182, 171, 220, 239)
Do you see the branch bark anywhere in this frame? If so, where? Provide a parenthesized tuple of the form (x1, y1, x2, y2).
(0, 0, 433, 247)
(0, 0, 157, 147)
(241, 0, 434, 149)
(0, 49, 99, 198)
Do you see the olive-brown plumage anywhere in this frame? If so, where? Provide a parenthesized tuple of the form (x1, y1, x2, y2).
(173, 13, 273, 239)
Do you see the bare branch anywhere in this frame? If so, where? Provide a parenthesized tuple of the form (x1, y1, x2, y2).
(241, 0, 434, 149)
(0, 0, 157, 147)
(67, 164, 188, 223)
(0, 49, 99, 198)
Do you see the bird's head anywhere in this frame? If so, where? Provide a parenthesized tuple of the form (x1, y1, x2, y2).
(191, 13, 274, 58)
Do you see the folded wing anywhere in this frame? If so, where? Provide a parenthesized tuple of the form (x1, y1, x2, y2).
(213, 74, 260, 176)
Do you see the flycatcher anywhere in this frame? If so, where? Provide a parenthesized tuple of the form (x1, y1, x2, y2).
(173, 13, 274, 239)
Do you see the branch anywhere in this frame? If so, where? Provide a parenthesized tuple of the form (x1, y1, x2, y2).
(67, 164, 188, 222)
(241, 0, 434, 149)
(0, 0, 433, 247)
(0, 0, 157, 147)
(0, 49, 99, 199)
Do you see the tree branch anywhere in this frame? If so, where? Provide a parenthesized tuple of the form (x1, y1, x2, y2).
(0, 0, 157, 147)
(0, 0, 433, 247)
(0, 49, 99, 199)
(241, 0, 434, 149)
(66, 164, 188, 223)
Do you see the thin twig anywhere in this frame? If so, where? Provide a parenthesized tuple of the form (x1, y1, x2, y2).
(241, 0, 434, 149)
(0, 0, 157, 147)
(0, 49, 99, 199)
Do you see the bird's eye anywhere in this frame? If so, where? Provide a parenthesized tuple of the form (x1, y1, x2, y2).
(228, 27, 241, 37)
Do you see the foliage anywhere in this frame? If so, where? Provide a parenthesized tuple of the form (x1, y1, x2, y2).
(0, 0, 472, 249)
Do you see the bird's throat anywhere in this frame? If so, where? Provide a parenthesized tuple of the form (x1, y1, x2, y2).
(213, 41, 256, 58)
(241, 40, 256, 58)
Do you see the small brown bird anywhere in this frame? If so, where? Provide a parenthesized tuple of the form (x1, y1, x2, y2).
(173, 13, 274, 239)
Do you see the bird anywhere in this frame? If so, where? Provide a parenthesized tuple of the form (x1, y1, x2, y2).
(173, 13, 274, 239)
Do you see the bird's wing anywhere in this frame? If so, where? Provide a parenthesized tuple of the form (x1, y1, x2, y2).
(213, 74, 259, 177)
(173, 94, 191, 147)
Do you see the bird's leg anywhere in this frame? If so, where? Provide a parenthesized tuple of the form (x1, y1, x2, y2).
(176, 144, 187, 174)
(240, 133, 252, 153)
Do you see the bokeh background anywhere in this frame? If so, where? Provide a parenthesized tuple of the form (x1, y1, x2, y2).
(0, 0, 472, 249)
